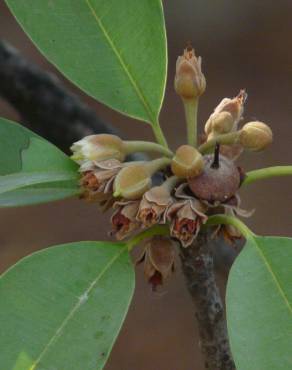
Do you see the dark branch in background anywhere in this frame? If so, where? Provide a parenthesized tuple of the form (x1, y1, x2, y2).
(0, 40, 118, 153)
(180, 233, 236, 370)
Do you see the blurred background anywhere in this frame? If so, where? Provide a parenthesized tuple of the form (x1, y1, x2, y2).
(0, 0, 292, 369)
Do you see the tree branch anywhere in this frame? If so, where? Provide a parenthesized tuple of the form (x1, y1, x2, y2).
(0, 40, 117, 152)
(180, 232, 236, 370)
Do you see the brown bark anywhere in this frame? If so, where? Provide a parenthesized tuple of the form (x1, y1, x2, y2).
(180, 233, 236, 370)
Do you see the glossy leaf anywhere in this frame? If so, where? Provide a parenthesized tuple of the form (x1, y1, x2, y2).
(6, 0, 167, 125)
(0, 117, 79, 205)
(0, 171, 78, 194)
(0, 241, 135, 370)
(0, 182, 79, 207)
(227, 236, 292, 370)
(0, 117, 77, 175)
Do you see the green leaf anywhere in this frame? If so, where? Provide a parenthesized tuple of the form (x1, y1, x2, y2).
(0, 171, 78, 195)
(227, 236, 292, 370)
(0, 117, 77, 175)
(0, 241, 135, 370)
(0, 117, 79, 205)
(6, 0, 167, 126)
(0, 182, 79, 208)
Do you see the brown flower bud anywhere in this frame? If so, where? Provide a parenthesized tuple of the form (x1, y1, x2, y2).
(188, 153, 241, 203)
(113, 164, 152, 200)
(171, 145, 204, 178)
(71, 134, 126, 163)
(110, 200, 140, 240)
(174, 47, 206, 100)
(136, 236, 175, 290)
(239, 121, 273, 151)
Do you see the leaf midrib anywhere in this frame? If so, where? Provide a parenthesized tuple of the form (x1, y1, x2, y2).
(31, 246, 127, 370)
(0, 171, 78, 195)
(252, 237, 292, 315)
(85, 0, 156, 124)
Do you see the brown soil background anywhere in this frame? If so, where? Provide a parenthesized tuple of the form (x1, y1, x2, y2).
(0, 1, 292, 369)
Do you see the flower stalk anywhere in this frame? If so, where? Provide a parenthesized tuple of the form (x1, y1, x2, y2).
(126, 224, 169, 251)
(146, 157, 172, 173)
(124, 140, 173, 157)
(198, 131, 240, 154)
(205, 214, 255, 239)
(184, 98, 199, 147)
(152, 120, 169, 149)
(242, 166, 292, 186)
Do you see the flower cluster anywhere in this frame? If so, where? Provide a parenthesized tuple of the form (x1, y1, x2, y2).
(71, 46, 273, 288)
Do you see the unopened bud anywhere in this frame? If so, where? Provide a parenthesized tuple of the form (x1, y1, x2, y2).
(205, 111, 234, 138)
(171, 145, 204, 178)
(205, 90, 247, 137)
(113, 164, 151, 200)
(71, 134, 125, 163)
(239, 121, 273, 151)
(174, 47, 206, 100)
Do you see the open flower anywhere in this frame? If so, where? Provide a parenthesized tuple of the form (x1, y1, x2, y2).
(136, 236, 175, 290)
(136, 176, 178, 227)
(80, 159, 122, 202)
(210, 195, 254, 244)
(137, 186, 172, 227)
(110, 200, 140, 240)
(167, 184, 208, 247)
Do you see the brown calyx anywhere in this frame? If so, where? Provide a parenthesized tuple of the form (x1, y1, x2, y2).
(81, 171, 100, 191)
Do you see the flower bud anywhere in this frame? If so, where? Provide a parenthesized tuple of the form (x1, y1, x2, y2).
(171, 145, 204, 178)
(205, 111, 234, 138)
(113, 164, 152, 200)
(239, 121, 273, 151)
(204, 90, 247, 137)
(174, 47, 206, 100)
(70, 134, 126, 163)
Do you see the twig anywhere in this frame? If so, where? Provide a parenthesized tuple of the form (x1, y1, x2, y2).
(180, 232, 236, 370)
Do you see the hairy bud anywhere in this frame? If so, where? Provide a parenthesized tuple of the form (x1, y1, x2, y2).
(171, 145, 204, 178)
(240, 121, 273, 151)
(70, 134, 125, 163)
(174, 47, 206, 100)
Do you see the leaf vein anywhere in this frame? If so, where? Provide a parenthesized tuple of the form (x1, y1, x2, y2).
(253, 238, 292, 314)
(85, 0, 156, 124)
(30, 246, 127, 369)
